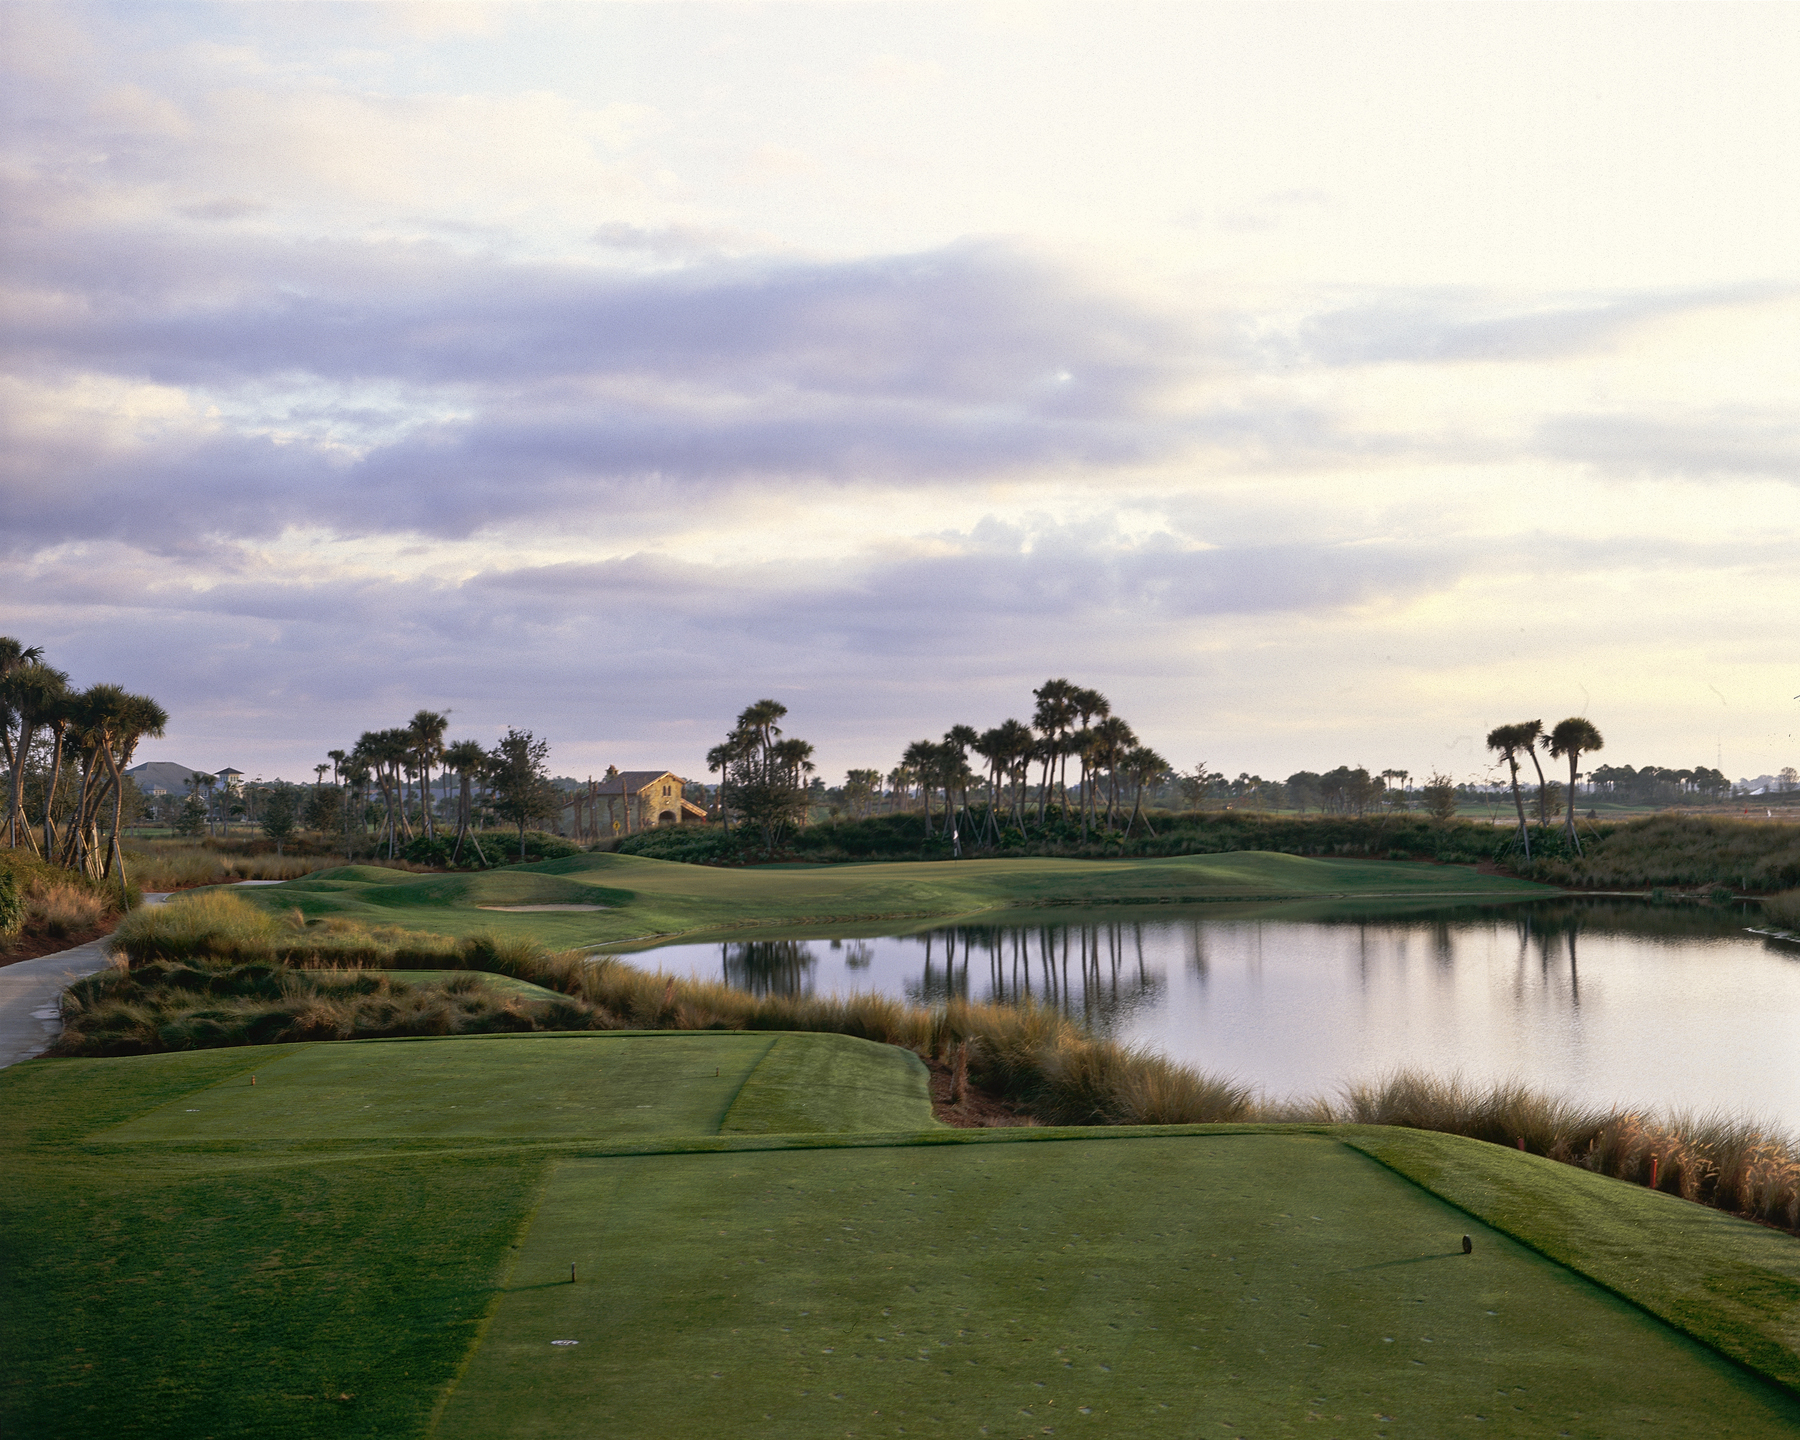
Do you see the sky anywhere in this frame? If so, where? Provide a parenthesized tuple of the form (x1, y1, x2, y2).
(3, 1, 1797, 789)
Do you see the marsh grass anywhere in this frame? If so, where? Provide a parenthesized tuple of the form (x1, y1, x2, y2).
(72, 889, 1800, 1232)
(1759, 888, 1800, 931)
(0, 849, 125, 951)
(122, 842, 346, 891)
(1330, 1071, 1800, 1231)
(1523, 813, 1800, 892)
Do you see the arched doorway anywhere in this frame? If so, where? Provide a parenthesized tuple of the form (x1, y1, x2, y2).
(657, 810, 678, 826)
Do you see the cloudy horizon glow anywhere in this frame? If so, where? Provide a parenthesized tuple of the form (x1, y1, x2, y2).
(4, 2, 1797, 789)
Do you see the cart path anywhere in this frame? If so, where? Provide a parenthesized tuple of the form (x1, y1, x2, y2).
(0, 893, 170, 1068)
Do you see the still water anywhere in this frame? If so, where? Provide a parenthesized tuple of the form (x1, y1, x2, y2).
(627, 898, 1800, 1132)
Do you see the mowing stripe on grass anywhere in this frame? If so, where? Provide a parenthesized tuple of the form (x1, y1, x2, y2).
(97, 1032, 778, 1144)
(435, 1135, 1800, 1439)
(720, 1032, 940, 1136)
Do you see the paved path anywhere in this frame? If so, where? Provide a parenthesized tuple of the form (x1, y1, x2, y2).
(0, 893, 171, 1069)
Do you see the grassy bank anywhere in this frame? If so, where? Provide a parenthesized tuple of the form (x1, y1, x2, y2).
(621, 810, 1800, 892)
(240, 848, 1555, 953)
(56, 889, 1800, 1235)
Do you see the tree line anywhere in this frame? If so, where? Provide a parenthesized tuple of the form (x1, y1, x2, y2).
(707, 681, 1174, 856)
(301, 715, 561, 864)
(1, 637, 169, 894)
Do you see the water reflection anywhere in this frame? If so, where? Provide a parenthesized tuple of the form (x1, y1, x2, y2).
(646, 898, 1800, 1129)
(720, 939, 817, 996)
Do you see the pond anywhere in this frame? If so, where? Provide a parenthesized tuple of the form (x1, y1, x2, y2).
(624, 898, 1800, 1133)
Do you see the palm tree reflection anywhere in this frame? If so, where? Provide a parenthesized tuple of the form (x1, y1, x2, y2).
(720, 940, 818, 997)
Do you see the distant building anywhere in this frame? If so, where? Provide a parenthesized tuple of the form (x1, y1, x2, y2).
(559, 769, 707, 838)
(123, 761, 241, 797)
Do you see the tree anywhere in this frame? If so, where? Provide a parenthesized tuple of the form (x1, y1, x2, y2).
(716, 701, 813, 857)
(2, 659, 68, 854)
(1516, 718, 1554, 824)
(843, 769, 881, 819)
(443, 739, 491, 866)
(1547, 717, 1603, 854)
(407, 710, 449, 838)
(1486, 722, 1537, 858)
(1031, 679, 1077, 823)
(1420, 772, 1459, 821)
(260, 783, 301, 855)
(1121, 745, 1168, 836)
(176, 792, 208, 837)
(488, 728, 560, 861)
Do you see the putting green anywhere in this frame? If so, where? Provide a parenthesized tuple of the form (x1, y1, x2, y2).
(438, 1136, 1800, 1439)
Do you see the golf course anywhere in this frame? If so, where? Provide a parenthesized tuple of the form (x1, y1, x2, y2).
(254, 848, 1560, 950)
(6, 853, 1799, 1437)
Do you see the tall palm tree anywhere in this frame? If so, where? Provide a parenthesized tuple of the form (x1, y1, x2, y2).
(1515, 718, 1554, 824)
(1031, 679, 1076, 824)
(3, 660, 67, 853)
(443, 739, 491, 866)
(1547, 717, 1603, 854)
(36, 680, 79, 858)
(407, 710, 449, 838)
(1486, 722, 1536, 859)
(1089, 715, 1137, 830)
(1122, 745, 1169, 837)
(901, 739, 941, 833)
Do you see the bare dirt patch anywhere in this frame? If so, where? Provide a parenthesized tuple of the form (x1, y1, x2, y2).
(925, 1058, 1035, 1128)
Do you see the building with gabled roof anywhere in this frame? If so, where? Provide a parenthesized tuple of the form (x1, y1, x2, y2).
(559, 768, 707, 839)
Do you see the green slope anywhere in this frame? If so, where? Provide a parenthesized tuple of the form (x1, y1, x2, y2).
(259, 850, 1554, 950)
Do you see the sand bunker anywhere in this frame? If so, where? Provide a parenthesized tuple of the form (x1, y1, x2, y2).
(475, 904, 611, 912)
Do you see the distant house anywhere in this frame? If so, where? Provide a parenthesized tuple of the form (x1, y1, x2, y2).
(559, 769, 707, 839)
(123, 761, 243, 797)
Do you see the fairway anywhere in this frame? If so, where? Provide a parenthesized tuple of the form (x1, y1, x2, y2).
(262, 849, 1556, 951)
(438, 1135, 1800, 1438)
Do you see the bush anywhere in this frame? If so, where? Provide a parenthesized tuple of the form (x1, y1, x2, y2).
(0, 867, 22, 938)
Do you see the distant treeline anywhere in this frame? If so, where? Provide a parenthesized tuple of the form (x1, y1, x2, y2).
(617, 809, 1800, 893)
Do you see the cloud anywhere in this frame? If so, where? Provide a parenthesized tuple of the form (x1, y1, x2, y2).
(1292, 286, 1784, 367)
(1535, 411, 1800, 481)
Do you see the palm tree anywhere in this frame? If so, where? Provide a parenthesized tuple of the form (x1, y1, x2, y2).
(1031, 679, 1076, 824)
(901, 739, 941, 833)
(3, 659, 68, 853)
(1515, 718, 1554, 824)
(35, 680, 78, 857)
(443, 739, 491, 866)
(1122, 745, 1169, 837)
(1089, 715, 1137, 829)
(407, 710, 449, 838)
(1547, 717, 1603, 854)
(1486, 722, 1536, 859)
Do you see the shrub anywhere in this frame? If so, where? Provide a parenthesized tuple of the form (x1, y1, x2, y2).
(0, 867, 21, 939)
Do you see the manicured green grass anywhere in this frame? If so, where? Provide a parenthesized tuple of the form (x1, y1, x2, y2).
(719, 1032, 937, 1136)
(436, 1135, 1800, 1439)
(7, 1034, 1798, 1440)
(376, 969, 564, 1000)
(1346, 1126, 1800, 1392)
(261, 850, 1555, 951)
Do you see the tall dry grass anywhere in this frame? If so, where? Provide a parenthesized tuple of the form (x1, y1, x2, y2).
(80, 893, 1800, 1232)
(1759, 888, 1800, 931)
(122, 843, 342, 891)
(1325, 1070, 1800, 1232)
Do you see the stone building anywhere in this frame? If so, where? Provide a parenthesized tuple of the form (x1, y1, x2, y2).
(561, 768, 707, 840)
